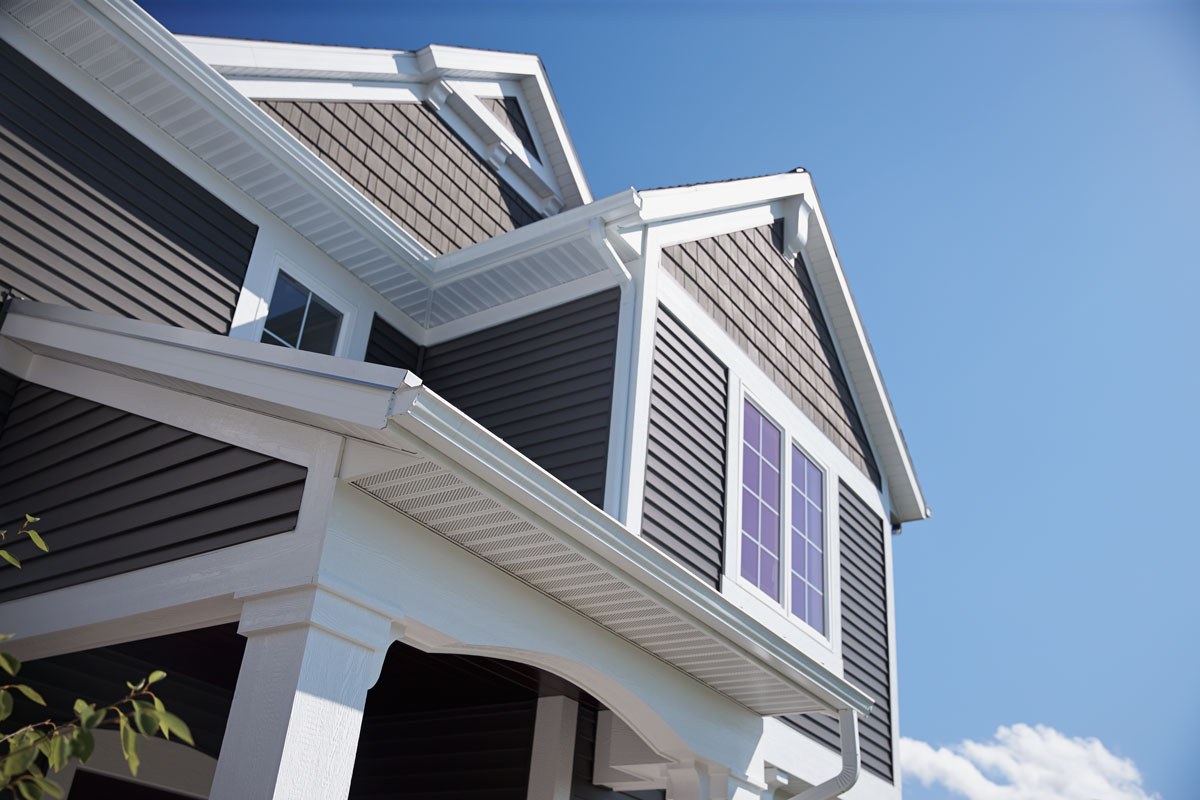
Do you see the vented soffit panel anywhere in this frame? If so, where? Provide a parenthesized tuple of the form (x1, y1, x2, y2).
(0, 301, 874, 719)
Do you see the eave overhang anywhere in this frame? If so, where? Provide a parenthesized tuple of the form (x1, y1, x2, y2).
(0, 301, 872, 718)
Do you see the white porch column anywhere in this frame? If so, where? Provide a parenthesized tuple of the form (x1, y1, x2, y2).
(209, 586, 396, 800)
(526, 695, 579, 800)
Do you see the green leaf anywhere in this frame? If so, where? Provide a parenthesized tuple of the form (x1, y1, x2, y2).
(70, 727, 94, 763)
(13, 685, 45, 706)
(74, 701, 103, 730)
(0, 633, 15, 642)
(0, 689, 12, 722)
(152, 695, 165, 713)
(0, 651, 21, 677)
(24, 515, 39, 524)
(30, 776, 62, 800)
(46, 734, 70, 774)
(16, 780, 42, 800)
(147, 670, 167, 685)
(25, 530, 47, 553)
(0, 549, 21, 569)
(5, 738, 40, 779)
(132, 704, 159, 737)
(119, 716, 139, 776)
(155, 709, 194, 747)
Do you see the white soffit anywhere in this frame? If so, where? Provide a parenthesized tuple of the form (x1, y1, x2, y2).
(634, 172, 929, 525)
(0, 301, 872, 718)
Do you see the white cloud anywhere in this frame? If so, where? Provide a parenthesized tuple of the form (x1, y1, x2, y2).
(900, 724, 1158, 800)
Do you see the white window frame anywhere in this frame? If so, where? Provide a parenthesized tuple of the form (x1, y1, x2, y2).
(731, 387, 833, 646)
(251, 254, 357, 359)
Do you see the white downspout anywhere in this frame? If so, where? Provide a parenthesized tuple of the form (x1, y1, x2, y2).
(794, 708, 861, 800)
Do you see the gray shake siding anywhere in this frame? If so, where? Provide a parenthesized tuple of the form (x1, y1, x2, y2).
(786, 481, 893, 781)
(483, 96, 541, 162)
(257, 100, 541, 255)
(365, 290, 621, 507)
(660, 221, 878, 484)
(0, 40, 257, 334)
(641, 307, 728, 588)
(0, 378, 307, 603)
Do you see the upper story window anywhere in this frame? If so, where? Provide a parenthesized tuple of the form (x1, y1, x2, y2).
(261, 271, 343, 355)
(739, 397, 827, 635)
(740, 400, 782, 600)
(790, 446, 825, 634)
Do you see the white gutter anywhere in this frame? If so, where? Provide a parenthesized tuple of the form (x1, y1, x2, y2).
(794, 709, 861, 800)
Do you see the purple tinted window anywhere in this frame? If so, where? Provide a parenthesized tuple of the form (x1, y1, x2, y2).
(790, 445, 825, 632)
(740, 399, 781, 600)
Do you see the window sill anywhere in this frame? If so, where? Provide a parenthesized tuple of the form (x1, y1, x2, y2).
(723, 578, 841, 674)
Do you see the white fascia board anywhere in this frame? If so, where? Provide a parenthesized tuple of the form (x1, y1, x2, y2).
(522, 69, 593, 207)
(637, 172, 811, 223)
(74, 0, 433, 270)
(798, 180, 929, 524)
(0, 300, 871, 716)
(417, 43, 544, 78)
(427, 189, 640, 283)
(179, 35, 426, 80)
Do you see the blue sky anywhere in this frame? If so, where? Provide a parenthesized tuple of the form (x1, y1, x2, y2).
(140, 1, 1199, 796)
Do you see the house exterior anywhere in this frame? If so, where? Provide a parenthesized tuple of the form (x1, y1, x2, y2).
(0, 1, 929, 798)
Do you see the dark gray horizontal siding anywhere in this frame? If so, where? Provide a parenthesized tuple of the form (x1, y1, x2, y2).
(258, 99, 540, 255)
(660, 221, 878, 484)
(573, 702, 665, 800)
(0, 378, 307, 602)
(365, 313, 422, 373)
(351, 701, 537, 799)
(785, 482, 893, 782)
(0, 40, 257, 334)
(0, 368, 18, 433)
(641, 308, 727, 589)
(364, 290, 621, 507)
